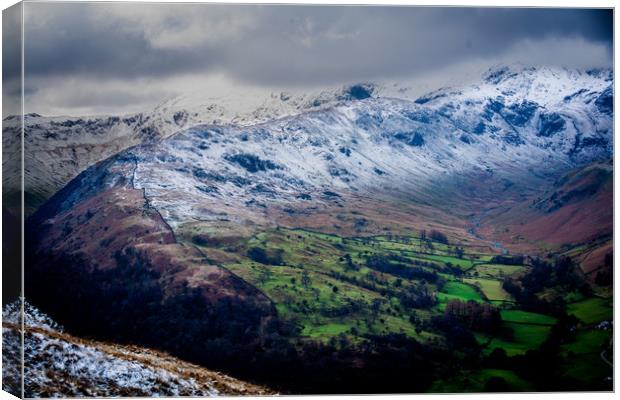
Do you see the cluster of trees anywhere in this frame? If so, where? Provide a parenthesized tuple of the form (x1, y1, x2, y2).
(453, 246, 465, 258)
(430, 314, 479, 350)
(427, 230, 449, 244)
(594, 252, 613, 286)
(420, 229, 448, 244)
(340, 253, 359, 271)
(522, 256, 585, 292)
(191, 234, 211, 246)
(365, 254, 439, 283)
(318, 298, 367, 318)
(273, 333, 447, 393)
(502, 279, 564, 316)
(441, 262, 464, 276)
(382, 234, 414, 244)
(397, 285, 437, 309)
(444, 299, 502, 333)
(248, 246, 285, 265)
(491, 255, 524, 265)
(328, 270, 394, 296)
(390, 253, 447, 271)
(503, 256, 588, 316)
(482, 312, 591, 391)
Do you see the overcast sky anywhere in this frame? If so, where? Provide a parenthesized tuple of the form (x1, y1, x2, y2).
(3, 3, 613, 116)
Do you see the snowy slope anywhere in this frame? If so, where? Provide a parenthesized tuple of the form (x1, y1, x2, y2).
(2, 301, 274, 397)
(412, 65, 612, 161)
(153, 82, 378, 127)
(5, 64, 612, 216)
(32, 65, 611, 237)
(3, 83, 376, 213)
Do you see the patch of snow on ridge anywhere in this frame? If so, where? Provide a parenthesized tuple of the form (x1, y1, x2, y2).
(3, 299, 62, 332)
(2, 301, 271, 397)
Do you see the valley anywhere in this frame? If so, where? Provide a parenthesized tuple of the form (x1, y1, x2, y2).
(11, 64, 614, 394)
(186, 226, 613, 391)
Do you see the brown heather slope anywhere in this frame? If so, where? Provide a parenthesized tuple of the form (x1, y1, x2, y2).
(476, 160, 612, 255)
(25, 181, 279, 381)
(29, 186, 271, 304)
(576, 240, 613, 275)
(30, 186, 270, 302)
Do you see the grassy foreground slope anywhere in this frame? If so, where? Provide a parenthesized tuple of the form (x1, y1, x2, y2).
(2, 302, 274, 397)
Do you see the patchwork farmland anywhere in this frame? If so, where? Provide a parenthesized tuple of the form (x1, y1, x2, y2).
(183, 227, 613, 391)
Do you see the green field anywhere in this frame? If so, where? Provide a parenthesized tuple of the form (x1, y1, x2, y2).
(470, 263, 525, 278)
(485, 323, 552, 356)
(423, 254, 475, 269)
(500, 310, 556, 325)
(439, 281, 485, 302)
(561, 353, 612, 387)
(217, 228, 536, 345)
(561, 329, 610, 355)
(463, 277, 510, 301)
(430, 368, 536, 392)
(567, 298, 613, 324)
(183, 226, 612, 391)
(559, 327, 612, 386)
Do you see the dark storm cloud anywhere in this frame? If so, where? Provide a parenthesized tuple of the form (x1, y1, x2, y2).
(2, 3, 21, 82)
(11, 3, 614, 115)
(2, 3, 23, 117)
(22, 5, 613, 83)
(225, 6, 613, 85)
(22, 4, 220, 80)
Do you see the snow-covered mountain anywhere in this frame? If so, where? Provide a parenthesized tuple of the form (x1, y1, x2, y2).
(413, 65, 612, 160)
(153, 82, 380, 127)
(33, 65, 612, 236)
(3, 82, 378, 214)
(4, 64, 612, 217)
(2, 301, 274, 397)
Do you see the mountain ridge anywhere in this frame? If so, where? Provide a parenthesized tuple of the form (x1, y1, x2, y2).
(4, 64, 612, 215)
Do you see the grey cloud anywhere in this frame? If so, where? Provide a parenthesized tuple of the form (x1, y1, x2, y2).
(3, 3, 22, 117)
(23, 4, 220, 80)
(224, 6, 613, 85)
(10, 3, 614, 115)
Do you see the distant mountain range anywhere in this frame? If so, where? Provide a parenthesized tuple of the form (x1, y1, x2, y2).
(25, 65, 612, 246)
(3, 64, 612, 216)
